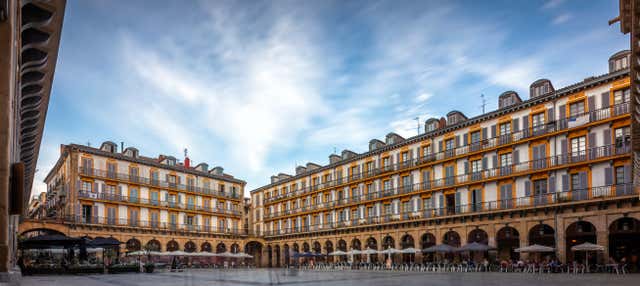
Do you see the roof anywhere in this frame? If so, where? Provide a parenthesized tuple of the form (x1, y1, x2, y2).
(45, 144, 246, 185)
(250, 68, 629, 193)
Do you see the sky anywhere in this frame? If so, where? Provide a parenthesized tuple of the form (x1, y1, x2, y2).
(34, 0, 628, 197)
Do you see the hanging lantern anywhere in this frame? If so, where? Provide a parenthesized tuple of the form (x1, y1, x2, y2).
(622, 221, 630, 231)
(505, 229, 511, 239)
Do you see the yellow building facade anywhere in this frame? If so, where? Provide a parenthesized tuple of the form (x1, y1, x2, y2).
(250, 50, 640, 267)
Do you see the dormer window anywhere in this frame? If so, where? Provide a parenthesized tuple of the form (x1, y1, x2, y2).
(609, 50, 630, 73)
(167, 159, 176, 166)
(426, 122, 437, 132)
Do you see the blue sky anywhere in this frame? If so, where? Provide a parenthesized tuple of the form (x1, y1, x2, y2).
(35, 0, 628, 196)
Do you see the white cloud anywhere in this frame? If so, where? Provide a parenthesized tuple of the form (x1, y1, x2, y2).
(415, 92, 433, 103)
(542, 0, 565, 9)
(552, 13, 572, 25)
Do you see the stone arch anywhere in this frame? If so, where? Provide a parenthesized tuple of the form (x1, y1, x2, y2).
(420, 232, 436, 249)
(125, 238, 141, 252)
(609, 217, 640, 267)
(401, 234, 415, 263)
(468, 228, 489, 244)
(366, 237, 378, 250)
(324, 240, 333, 253)
(216, 242, 226, 253)
(337, 239, 347, 251)
(146, 239, 161, 252)
(351, 238, 362, 250)
(19, 227, 65, 238)
(302, 242, 310, 252)
(266, 245, 273, 267)
(184, 241, 196, 253)
(312, 241, 322, 253)
(230, 243, 240, 253)
(283, 244, 290, 266)
(274, 245, 282, 267)
(201, 241, 212, 252)
(382, 235, 395, 249)
(245, 241, 263, 266)
(566, 221, 597, 263)
(496, 226, 519, 260)
(292, 243, 300, 253)
(443, 230, 461, 247)
(166, 240, 179, 251)
(528, 224, 555, 247)
(19, 221, 68, 237)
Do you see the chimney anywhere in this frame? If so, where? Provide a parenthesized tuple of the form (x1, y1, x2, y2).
(184, 156, 190, 168)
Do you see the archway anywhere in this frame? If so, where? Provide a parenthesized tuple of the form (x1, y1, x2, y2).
(201, 242, 212, 252)
(146, 239, 161, 252)
(566, 221, 597, 264)
(302, 242, 310, 253)
(216, 242, 226, 253)
(382, 235, 396, 263)
(292, 243, 300, 254)
(245, 241, 263, 267)
(468, 229, 489, 244)
(337, 239, 347, 262)
(267, 245, 273, 267)
(274, 245, 281, 267)
(126, 238, 141, 252)
(313, 241, 322, 262)
(283, 244, 290, 266)
(166, 240, 179, 251)
(351, 238, 362, 263)
(420, 233, 436, 262)
(20, 228, 65, 238)
(184, 241, 196, 253)
(230, 243, 240, 254)
(496, 227, 519, 260)
(401, 234, 415, 263)
(609, 217, 640, 272)
(443, 231, 461, 247)
(324, 241, 333, 263)
(528, 224, 555, 247)
(366, 237, 378, 263)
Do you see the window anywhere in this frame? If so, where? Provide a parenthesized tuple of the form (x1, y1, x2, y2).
(422, 145, 432, 157)
(151, 171, 159, 184)
(401, 152, 409, 163)
(129, 188, 138, 203)
(383, 180, 392, 191)
(402, 201, 410, 213)
(571, 173, 581, 191)
(107, 207, 116, 224)
(107, 162, 116, 178)
(129, 167, 139, 180)
(471, 160, 482, 173)
(499, 122, 511, 135)
(532, 112, 545, 129)
(81, 158, 92, 173)
(615, 166, 626, 184)
(402, 175, 411, 191)
(104, 185, 116, 195)
(187, 178, 195, 190)
(569, 101, 585, 117)
(470, 131, 481, 143)
(151, 212, 159, 227)
(168, 175, 176, 185)
(570, 136, 586, 155)
(82, 205, 92, 223)
(533, 179, 547, 195)
(384, 204, 391, 215)
(129, 210, 138, 226)
(615, 127, 631, 147)
(426, 122, 437, 132)
(614, 89, 630, 104)
(445, 139, 455, 150)
(81, 181, 92, 192)
(383, 157, 390, 167)
(187, 196, 195, 209)
(499, 153, 512, 166)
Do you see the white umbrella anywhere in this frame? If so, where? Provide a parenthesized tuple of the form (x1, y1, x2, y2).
(379, 248, 401, 254)
(571, 242, 604, 273)
(362, 248, 377, 263)
(328, 250, 347, 256)
(347, 249, 362, 255)
(514, 244, 555, 253)
(401, 247, 420, 254)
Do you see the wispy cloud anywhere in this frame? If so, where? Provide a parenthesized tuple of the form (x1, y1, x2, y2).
(542, 0, 565, 10)
(552, 13, 572, 25)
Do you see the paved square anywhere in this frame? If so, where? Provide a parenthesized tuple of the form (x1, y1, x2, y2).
(20, 269, 640, 286)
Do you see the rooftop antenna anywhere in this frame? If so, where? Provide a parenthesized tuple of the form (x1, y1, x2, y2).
(184, 148, 188, 157)
(480, 93, 487, 114)
(87, 141, 91, 147)
(414, 117, 420, 135)
(333, 147, 337, 155)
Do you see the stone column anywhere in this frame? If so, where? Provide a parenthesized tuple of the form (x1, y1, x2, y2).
(597, 231, 609, 264)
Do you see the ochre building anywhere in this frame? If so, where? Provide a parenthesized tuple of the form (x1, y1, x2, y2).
(250, 50, 640, 267)
(23, 142, 255, 257)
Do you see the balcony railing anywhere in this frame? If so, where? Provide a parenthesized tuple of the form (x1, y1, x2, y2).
(78, 167, 241, 200)
(64, 215, 243, 235)
(262, 144, 630, 219)
(262, 103, 630, 204)
(262, 183, 635, 236)
(77, 191, 242, 216)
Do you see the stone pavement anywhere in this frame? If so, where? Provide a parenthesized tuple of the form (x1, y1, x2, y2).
(19, 269, 640, 286)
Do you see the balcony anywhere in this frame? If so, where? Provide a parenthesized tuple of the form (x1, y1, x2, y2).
(262, 143, 629, 220)
(262, 183, 635, 237)
(78, 167, 241, 200)
(262, 102, 630, 205)
(77, 191, 242, 216)
(65, 215, 244, 236)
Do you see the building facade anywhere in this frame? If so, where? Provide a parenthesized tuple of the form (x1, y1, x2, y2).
(250, 50, 640, 267)
(33, 141, 249, 255)
(0, 0, 65, 282)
